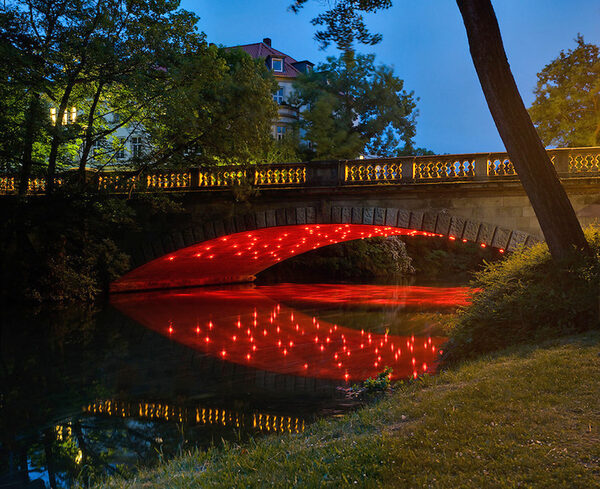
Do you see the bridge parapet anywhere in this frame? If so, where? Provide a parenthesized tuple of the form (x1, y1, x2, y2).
(1, 147, 599, 195)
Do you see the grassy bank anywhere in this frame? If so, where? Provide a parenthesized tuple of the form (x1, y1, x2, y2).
(93, 333, 600, 488)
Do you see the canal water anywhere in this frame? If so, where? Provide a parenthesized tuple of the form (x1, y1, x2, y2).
(0, 281, 470, 488)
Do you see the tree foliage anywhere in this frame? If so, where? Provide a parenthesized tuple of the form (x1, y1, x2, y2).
(292, 52, 419, 159)
(529, 35, 600, 148)
(146, 47, 279, 167)
(0, 0, 279, 190)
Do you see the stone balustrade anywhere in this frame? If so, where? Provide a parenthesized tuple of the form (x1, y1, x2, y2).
(1, 146, 599, 195)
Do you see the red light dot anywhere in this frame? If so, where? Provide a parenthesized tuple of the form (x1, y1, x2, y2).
(499, 249, 505, 253)
(480, 243, 486, 248)
(168, 256, 174, 261)
(205, 337, 210, 343)
(252, 345, 257, 351)
(246, 354, 251, 360)
(304, 363, 308, 369)
(221, 350, 226, 357)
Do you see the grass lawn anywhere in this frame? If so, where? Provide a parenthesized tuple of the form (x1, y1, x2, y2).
(94, 333, 600, 488)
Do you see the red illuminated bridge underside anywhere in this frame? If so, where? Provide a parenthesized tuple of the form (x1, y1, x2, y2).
(112, 224, 450, 292)
(110, 285, 458, 381)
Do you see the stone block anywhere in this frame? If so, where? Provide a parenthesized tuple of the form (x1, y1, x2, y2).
(524, 235, 541, 247)
(234, 216, 245, 233)
(332, 206, 342, 224)
(213, 220, 225, 237)
(244, 213, 257, 230)
(374, 207, 385, 225)
(275, 208, 287, 226)
(351, 207, 363, 224)
(409, 211, 424, 230)
(435, 213, 452, 236)
(491, 227, 511, 250)
(285, 208, 296, 225)
(306, 206, 316, 224)
(448, 216, 465, 238)
(341, 207, 352, 224)
(296, 207, 306, 225)
(151, 238, 165, 258)
(182, 228, 196, 247)
(192, 226, 205, 243)
(172, 231, 185, 250)
(397, 209, 411, 228)
(422, 212, 437, 233)
(462, 220, 480, 242)
(363, 207, 374, 224)
(161, 234, 176, 254)
(477, 223, 495, 245)
(255, 211, 267, 228)
(385, 208, 398, 226)
(224, 219, 236, 236)
(507, 230, 528, 251)
(265, 209, 277, 227)
(142, 241, 155, 262)
(203, 221, 216, 240)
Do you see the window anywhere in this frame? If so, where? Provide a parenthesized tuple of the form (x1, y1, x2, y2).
(115, 138, 126, 159)
(49, 106, 76, 125)
(112, 113, 121, 124)
(131, 136, 144, 158)
(271, 58, 283, 72)
(276, 126, 286, 140)
(273, 88, 284, 104)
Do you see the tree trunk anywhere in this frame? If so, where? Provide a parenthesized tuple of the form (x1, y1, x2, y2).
(79, 81, 105, 183)
(456, 0, 590, 261)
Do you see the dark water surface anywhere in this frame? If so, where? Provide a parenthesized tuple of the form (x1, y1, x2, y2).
(0, 282, 470, 488)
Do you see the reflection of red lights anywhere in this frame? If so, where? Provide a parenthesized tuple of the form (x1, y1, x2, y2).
(111, 224, 450, 292)
(110, 284, 465, 381)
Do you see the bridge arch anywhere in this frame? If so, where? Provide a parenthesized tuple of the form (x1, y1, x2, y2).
(111, 205, 540, 293)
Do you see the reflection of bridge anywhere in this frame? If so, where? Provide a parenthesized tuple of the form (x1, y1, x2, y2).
(84, 399, 305, 434)
(3, 147, 598, 289)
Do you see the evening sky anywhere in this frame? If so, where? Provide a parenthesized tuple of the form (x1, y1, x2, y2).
(182, 0, 600, 154)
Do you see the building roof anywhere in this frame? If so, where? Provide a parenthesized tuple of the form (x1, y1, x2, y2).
(228, 41, 305, 79)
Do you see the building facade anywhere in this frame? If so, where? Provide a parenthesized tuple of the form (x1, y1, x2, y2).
(231, 38, 313, 140)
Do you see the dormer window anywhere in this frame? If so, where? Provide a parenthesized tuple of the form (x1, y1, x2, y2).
(271, 58, 283, 72)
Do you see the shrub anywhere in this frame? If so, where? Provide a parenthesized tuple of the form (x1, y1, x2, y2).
(441, 226, 600, 365)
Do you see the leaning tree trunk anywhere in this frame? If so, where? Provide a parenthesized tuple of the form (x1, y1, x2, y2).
(456, 0, 590, 261)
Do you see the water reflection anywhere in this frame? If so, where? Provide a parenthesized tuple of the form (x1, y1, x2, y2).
(1, 283, 469, 488)
(111, 284, 468, 381)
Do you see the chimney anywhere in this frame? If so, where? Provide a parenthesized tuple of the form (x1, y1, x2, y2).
(263, 37, 271, 47)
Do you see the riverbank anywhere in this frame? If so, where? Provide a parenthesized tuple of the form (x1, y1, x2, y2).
(93, 332, 600, 488)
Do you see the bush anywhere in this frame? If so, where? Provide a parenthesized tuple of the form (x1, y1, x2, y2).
(441, 226, 600, 365)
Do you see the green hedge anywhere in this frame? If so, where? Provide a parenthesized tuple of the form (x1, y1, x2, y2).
(442, 226, 600, 364)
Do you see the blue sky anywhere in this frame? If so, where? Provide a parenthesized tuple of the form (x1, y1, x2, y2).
(181, 0, 600, 154)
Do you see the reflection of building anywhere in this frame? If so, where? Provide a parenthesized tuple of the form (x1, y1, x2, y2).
(231, 38, 313, 140)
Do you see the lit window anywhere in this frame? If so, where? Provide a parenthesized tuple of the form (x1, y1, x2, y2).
(276, 126, 286, 140)
(131, 136, 144, 158)
(272, 58, 283, 72)
(49, 106, 76, 125)
(273, 88, 284, 104)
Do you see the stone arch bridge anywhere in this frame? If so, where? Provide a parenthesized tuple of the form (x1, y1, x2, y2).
(2, 147, 599, 292)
